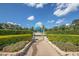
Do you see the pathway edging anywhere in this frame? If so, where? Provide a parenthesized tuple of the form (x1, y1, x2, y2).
(45, 37, 79, 56)
(0, 41, 33, 56)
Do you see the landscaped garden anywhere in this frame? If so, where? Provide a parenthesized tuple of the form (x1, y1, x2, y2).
(0, 34, 32, 52)
(47, 34, 79, 52)
(0, 23, 32, 52)
(46, 19, 79, 52)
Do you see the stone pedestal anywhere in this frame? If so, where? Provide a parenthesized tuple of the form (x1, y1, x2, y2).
(32, 32, 46, 41)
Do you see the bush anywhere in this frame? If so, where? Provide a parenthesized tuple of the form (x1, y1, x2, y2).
(53, 42, 79, 52)
(0, 35, 32, 51)
(48, 34, 79, 45)
(0, 29, 32, 35)
(46, 30, 79, 35)
(48, 34, 79, 52)
(3, 41, 29, 52)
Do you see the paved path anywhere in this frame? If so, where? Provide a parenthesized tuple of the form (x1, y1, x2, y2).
(25, 36, 60, 56)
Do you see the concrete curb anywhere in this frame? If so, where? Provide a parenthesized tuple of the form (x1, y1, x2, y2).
(0, 41, 33, 56)
(44, 36, 79, 56)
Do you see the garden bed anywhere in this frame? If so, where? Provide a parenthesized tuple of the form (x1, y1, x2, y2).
(48, 34, 79, 52)
(0, 34, 32, 52)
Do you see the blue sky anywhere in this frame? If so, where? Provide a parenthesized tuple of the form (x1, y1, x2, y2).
(0, 3, 79, 28)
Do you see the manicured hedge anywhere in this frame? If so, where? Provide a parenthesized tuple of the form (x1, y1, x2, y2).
(46, 30, 79, 35)
(3, 41, 29, 52)
(48, 34, 79, 52)
(0, 34, 32, 51)
(0, 29, 32, 35)
(52, 42, 79, 52)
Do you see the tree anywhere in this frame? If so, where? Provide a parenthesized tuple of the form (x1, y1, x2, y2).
(31, 26, 34, 32)
(72, 19, 79, 25)
(72, 19, 79, 31)
(0, 23, 3, 29)
(0, 23, 27, 30)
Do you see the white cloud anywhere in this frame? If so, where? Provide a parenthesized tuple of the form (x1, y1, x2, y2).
(7, 22, 17, 25)
(53, 3, 79, 17)
(7, 22, 21, 26)
(26, 3, 47, 8)
(48, 20, 55, 23)
(18, 24, 21, 26)
(35, 22, 43, 28)
(36, 4, 44, 8)
(26, 3, 36, 7)
(56, 18, 64, 24)
(27, 16, 35, 21)
(66, 23, 70, 26)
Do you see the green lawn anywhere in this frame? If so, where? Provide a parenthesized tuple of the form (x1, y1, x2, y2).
(0, 34, 32, 39)
(48, 34, 79, 44)
(0, 34, 32, 52)
(48, 34, 79, 52)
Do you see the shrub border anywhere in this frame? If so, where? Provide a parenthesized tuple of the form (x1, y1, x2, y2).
(45, 36, 79, 56)
(0, 41, 33, 56)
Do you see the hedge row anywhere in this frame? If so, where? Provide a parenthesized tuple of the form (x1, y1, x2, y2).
(0, 29, 32, 35)
(3, 41, 29, 52)
(52, 42, 79, 52)
(46, 30, 79, 35)
(48, 34, 79, 52)
(0, 35, 32, 51)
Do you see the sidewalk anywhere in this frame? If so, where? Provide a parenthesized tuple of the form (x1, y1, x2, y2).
(25, 39, 60, 56)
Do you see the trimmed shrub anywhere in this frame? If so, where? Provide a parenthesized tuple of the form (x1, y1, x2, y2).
(3, 41, 29, 52)
(0, 29, 32, 35)
(48, 34, 79, 52)
(0, 35, 32, 51)
(53, 42, 79, 52)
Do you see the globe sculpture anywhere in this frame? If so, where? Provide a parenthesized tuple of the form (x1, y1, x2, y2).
(32, 22, 45, 41)
(34, 23, 44, 33)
